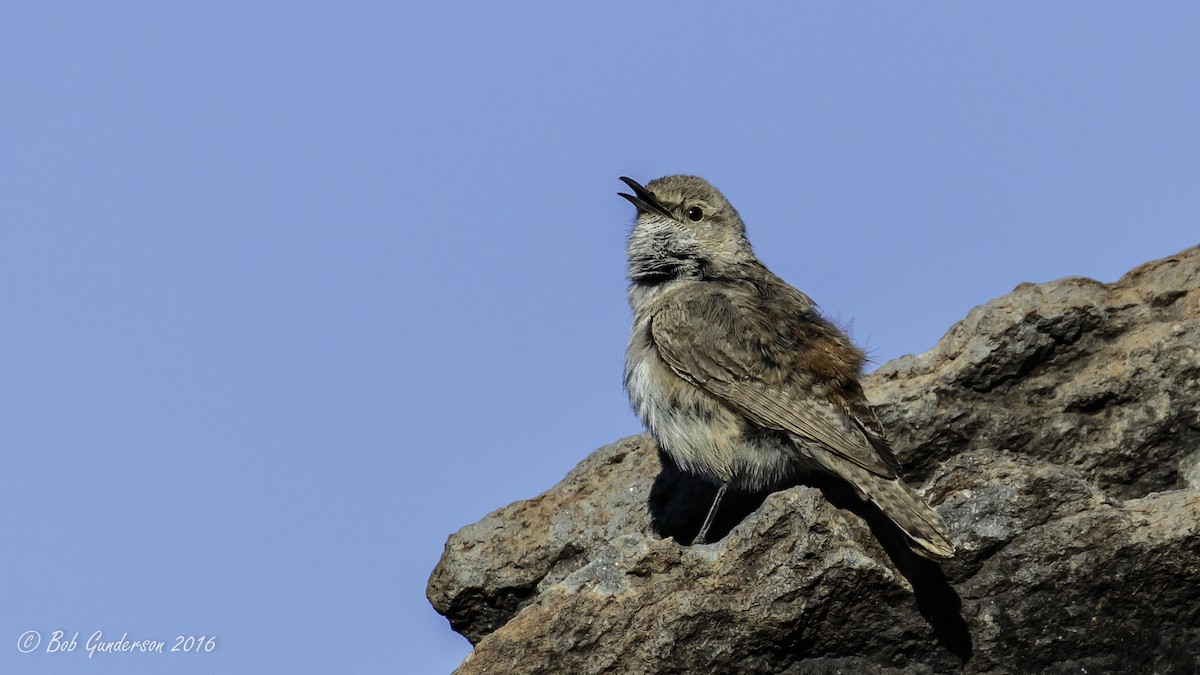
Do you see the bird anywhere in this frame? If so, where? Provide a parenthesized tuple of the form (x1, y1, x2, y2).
(618, 174, 954, 559)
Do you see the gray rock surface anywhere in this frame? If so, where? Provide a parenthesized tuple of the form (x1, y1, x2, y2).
(428, 245, 1200, 673)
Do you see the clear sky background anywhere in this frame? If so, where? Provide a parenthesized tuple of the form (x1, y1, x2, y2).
(2, 3, 1197, 673)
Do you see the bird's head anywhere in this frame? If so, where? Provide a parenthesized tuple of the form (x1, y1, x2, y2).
(619, 175, 755, 284)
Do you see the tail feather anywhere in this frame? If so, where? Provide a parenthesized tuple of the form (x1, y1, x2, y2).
(813, 452, 956, 560)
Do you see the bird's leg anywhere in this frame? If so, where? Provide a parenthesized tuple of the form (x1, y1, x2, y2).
(692, 482, 729, 545)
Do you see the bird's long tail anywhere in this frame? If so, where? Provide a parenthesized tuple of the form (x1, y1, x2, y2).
(814, 453, 956, 560)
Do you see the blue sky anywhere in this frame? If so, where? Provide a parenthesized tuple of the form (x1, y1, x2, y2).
(2, 3, 1197, 673)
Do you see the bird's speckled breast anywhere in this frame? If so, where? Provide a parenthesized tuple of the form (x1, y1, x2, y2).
(623, 307, 795, 491)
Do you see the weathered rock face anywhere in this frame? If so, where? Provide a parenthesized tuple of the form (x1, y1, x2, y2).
(428, 245, 1200, 674)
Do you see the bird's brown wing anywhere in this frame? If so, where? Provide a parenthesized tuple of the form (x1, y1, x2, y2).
(651, 287, 900, 478)
(840, 379, 901, 469)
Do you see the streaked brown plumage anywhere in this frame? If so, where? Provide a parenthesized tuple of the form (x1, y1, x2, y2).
(619, 174, 954, 559)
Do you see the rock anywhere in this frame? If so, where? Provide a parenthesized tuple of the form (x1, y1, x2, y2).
(427, 245, 1200, 674)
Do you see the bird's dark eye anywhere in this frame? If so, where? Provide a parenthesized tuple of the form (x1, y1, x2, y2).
(686, 206, 703, 221)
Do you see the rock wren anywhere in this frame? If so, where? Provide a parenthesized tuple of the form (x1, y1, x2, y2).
(619, 175, 955, 559)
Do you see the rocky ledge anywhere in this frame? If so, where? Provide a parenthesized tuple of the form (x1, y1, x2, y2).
(428, 245, 1200, 674)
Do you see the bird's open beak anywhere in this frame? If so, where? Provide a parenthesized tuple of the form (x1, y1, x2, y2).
(618, 176, 674, 220)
